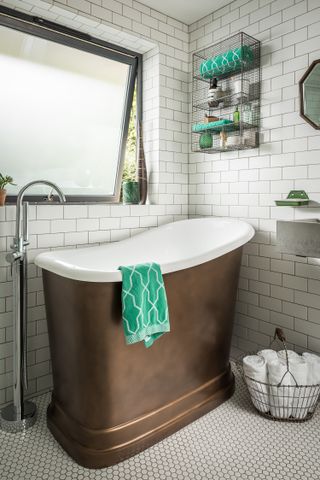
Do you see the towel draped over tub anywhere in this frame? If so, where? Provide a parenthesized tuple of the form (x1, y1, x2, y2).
(119, 262, 170, 348)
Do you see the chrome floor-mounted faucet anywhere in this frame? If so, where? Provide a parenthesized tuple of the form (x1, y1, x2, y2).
(0, 181, 65, 432)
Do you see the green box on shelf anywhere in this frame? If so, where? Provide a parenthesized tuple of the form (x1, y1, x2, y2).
(275, 190, 309, 206)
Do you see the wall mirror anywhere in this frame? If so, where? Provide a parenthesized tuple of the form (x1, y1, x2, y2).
(299, 59, 320, 130)
(0, 6, 141, 202)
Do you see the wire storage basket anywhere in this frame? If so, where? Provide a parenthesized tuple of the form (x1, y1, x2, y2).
(192, 31, 261, 153)
(238, 328, 320, 422)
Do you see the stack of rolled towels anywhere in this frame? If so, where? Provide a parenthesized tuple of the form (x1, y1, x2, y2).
(243, 349, 320, 419)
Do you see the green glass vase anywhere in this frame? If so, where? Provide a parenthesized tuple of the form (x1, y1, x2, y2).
(122, 181, 140, 204)
(199, 132, 213, 149)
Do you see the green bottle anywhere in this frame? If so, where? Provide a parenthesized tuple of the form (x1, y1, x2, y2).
(199, 132, 213, 149)
(233, 105, 240, 125)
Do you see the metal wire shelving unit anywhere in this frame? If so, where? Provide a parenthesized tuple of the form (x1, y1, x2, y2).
(192, 32, 261, 153)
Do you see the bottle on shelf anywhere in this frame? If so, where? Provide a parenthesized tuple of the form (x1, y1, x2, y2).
(207, 78, 224, 107)
(199, 132, 213, 149)
(208, 78, 218, 107)
(233, 105, 240, 125)
(242, 104, 252, 125)
(220, 131, 227, 149)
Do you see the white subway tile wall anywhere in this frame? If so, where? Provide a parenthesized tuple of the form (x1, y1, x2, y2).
(0, 0, 189, 406)
(1, 0, 320, 409)
(189, 0, 320, 355)
(0, 204, 187, 406)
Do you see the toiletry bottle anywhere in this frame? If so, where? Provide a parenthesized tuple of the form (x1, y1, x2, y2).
(233, 105, 240, 125)
(243, 104, 252, 125)
(217, 87, 225, 108)
(200, 132, 213, 149)
(220, 131, 227, 149)
(208, 78, 218, 107)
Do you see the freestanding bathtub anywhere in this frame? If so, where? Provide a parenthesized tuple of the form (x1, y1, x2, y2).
(35, 217, 254, 468)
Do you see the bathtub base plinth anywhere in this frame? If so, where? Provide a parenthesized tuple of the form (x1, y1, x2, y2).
(47, 368, 235, 469)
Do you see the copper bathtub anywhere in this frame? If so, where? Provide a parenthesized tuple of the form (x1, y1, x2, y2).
(35, 218, 254, 468)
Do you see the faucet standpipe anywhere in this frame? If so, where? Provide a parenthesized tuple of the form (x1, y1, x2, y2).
(0, 180, 65, 433)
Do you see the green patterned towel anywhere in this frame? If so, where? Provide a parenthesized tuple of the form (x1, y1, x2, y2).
(119, 263, 170, 348)
(200, 45, 254, 79)
(192, 119, 233, 133)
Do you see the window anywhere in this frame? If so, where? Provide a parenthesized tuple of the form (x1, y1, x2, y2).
(0, 6, 141, 202)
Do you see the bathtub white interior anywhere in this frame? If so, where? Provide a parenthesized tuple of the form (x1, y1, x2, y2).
(34, 218, 255, 282)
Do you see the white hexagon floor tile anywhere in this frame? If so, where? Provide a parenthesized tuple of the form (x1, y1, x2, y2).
(0, 365, 319, 480)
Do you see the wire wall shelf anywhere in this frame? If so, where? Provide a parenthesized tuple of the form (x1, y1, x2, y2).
(192, 32, 261, 153)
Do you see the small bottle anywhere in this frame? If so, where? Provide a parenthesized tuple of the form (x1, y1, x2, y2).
(207, 78, 218, 107)
(243, 104, 252, 125)
(220, 131, 227, 149)
(233, 105, 240, 125)
(199, 132, 213, 149)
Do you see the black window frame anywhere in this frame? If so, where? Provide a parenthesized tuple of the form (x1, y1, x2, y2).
(0, 5, 142, 204)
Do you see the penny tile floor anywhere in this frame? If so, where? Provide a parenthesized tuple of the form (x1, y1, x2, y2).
(0, 365, 319, 480)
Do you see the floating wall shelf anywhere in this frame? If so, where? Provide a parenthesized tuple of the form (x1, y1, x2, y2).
(192, 32, 261, 153)
(275, 190, 310, 206)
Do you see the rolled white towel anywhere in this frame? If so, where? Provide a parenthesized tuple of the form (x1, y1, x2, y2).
(268, 359, 293, 419)
(302, 352, 320, 385)
(289, 357, 309, 419)
(302, 352, 320, 413)
(243, 355, 269, 413)
(258, 349, 278, 363)
(277, 349, 299, 365)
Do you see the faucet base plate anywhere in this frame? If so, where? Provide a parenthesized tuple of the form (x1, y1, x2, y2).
(0, 400, 37, 433)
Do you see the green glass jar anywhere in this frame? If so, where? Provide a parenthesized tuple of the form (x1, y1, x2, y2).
(199, 132, 213, 149)
(122, 181, 140, 204)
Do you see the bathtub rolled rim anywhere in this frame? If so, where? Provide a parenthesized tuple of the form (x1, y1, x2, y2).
(34, 217, 255, 282)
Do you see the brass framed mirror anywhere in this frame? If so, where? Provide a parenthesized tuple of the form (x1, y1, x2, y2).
(299, 59, 320, 130)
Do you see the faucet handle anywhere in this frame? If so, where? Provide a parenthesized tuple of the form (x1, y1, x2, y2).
(47, 189, 54, 202)
(6, 252, 22, 278)
(6, 251, 22, 264)
(6, 251, 22, 277)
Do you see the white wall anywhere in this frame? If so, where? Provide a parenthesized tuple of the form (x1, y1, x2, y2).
(1, 0, 320, 408)
(189, 0, 320, 355)
(0, 0, 189, 406)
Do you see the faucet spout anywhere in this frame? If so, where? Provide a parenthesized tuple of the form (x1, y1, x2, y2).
(14, 180, 66, 251)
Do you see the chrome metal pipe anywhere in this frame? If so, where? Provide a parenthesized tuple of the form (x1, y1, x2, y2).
(15, 180, 65, 250)
(22, 202, 28, 392)
(12, 255, 22, 420)
(0, 181, 65, 433)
